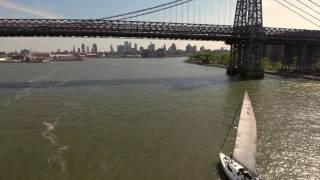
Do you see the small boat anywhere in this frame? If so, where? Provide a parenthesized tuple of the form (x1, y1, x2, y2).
(220, 91, 261, 180)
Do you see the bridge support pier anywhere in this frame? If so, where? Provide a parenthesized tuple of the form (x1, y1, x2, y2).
(227, 42, 264, 79)
(226, 0, 264, 79)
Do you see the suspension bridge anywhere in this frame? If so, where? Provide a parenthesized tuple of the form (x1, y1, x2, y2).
(0, 0, 320, 78)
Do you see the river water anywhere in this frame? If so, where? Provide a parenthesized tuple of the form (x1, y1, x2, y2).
(0, 58, 319, 180)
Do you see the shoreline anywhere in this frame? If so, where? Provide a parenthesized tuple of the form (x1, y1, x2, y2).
(184, 59, 320, 81)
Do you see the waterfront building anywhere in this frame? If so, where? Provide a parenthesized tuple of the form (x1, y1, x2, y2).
(186, 44, 197, 55)
(20, 49, 31, 62)
(81, 44, 85, 53)
(0, 51, 5, 57)
(123, 41, 131, 54)
(31, 52, 50, 62)
(167, 43, 177, 55)
(200, 46, 206, 52)
(117, 45, 124, 54)
(148, 42, 156, 51)
(86, 46, 90, 53)
(156, 48, 166, 57)
(110, 45, 115, 53)
(20, 49, 30, 56)
(134, 43, 138, 52)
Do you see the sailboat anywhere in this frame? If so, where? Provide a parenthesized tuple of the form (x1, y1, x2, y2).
(220, 91, 260, 180)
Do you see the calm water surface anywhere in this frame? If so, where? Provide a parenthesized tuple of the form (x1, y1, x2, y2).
(0, 58, 319, 180)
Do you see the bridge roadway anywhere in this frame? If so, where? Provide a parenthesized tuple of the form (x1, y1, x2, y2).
(0, 19, 320, 45)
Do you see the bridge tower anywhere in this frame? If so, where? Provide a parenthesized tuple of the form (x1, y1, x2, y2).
(227, 0, 264, 79)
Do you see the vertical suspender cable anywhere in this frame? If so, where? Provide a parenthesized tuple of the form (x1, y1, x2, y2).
(187, 1, 190, 23)
(214, 0, 217, 24)
(198, 0, 200, 24)
(176, 3, 178, 23)
(200, 0, 202, 24)
(182, 2, 184, 23)
(206, 0, 210, 24)
(227, 0, 229, 24)
(193, 0, 196, 24)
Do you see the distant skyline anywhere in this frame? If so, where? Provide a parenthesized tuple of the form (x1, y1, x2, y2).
(0, 38, 227, 52)
(0, 0, 319, 52)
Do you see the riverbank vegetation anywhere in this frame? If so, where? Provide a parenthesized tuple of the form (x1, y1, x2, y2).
(187, 51, 229, 66)
(260, 57, 282, 72)
(188, 52, 320, 76)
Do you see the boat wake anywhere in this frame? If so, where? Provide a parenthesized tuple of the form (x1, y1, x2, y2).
(5, 68, 58, 107)
(42, 113, 70, 176)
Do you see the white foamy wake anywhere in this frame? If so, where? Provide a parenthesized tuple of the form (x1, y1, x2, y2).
(42, 113, 70, 176)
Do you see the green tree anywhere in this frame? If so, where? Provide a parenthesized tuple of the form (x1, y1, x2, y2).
(190, 51, 230, 65)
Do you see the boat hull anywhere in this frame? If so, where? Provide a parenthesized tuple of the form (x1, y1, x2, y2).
(220, 153, 260, 180)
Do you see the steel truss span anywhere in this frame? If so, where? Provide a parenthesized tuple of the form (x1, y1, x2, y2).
(0, 19, 320, 45)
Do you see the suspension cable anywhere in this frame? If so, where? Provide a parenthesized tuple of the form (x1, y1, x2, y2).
(117, 0, 193, 21)
(296, 0, 320, 15)
(283, 0, 320, 22)
(99, 0, 188, 20)
(273, 0, 320, 28)
(308, 0, 320, 8)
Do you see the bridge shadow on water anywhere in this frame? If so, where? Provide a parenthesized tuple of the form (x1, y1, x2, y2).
(0, 75, 262, 90)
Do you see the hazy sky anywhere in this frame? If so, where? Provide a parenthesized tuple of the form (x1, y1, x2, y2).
(0, 0, 319, 52)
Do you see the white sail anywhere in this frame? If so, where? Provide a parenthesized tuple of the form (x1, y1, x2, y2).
(233, 91, 257, 173)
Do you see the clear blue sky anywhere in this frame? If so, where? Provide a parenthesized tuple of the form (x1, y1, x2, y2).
(0, 0, 318, 52)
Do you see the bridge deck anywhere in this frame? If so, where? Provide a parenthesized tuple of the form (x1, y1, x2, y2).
(0, 19, 320, 45)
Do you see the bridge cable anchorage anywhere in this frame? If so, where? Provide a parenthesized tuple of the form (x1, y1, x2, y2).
(296, 0, 320, 15)
(273, 0, 320, 28)
(99, 0, 187, 20)
(116, 0, 193, 21)
(308, 0, 320, 8)
(283, 0, 320, 22)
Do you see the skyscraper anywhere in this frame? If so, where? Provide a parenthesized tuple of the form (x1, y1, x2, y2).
(81, 44, 85, 53)
(86, 46, 90, 53)
(148, 42, 156, 51)
(168, 43, 177, 55)
(110, 45, 114, 53)
(186, 44, 197, 55)
(91, 44, 98, 54)
(124, 41, 130, 54)
(134, 43, 138, 52)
